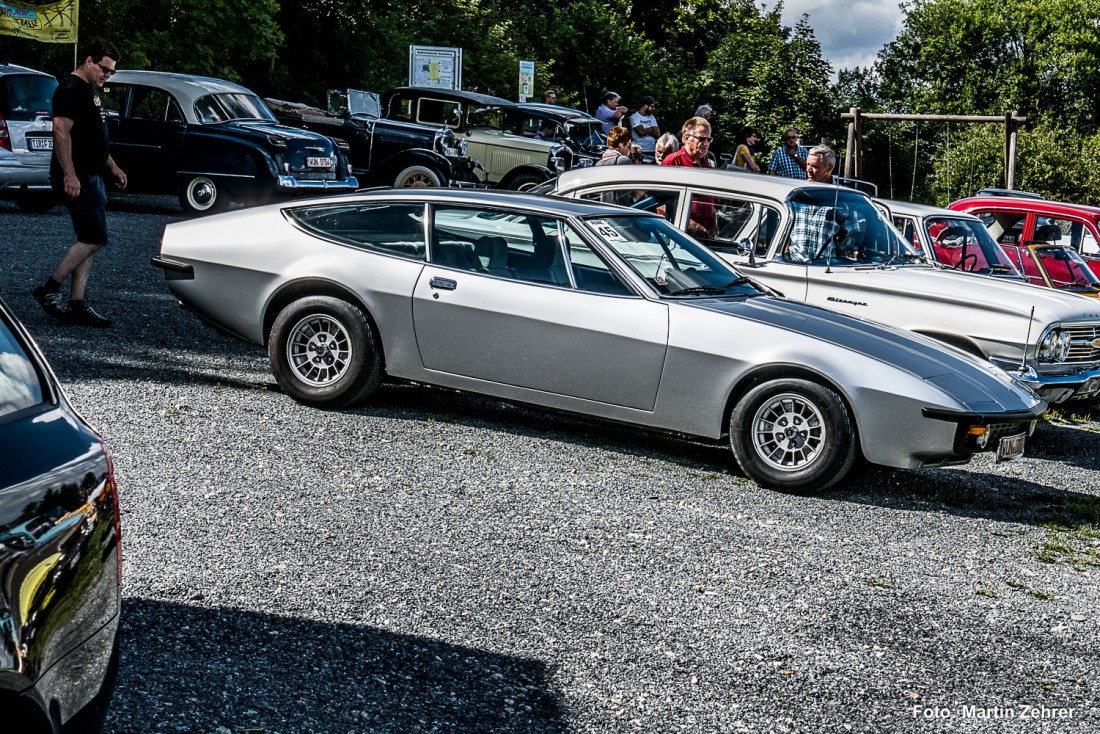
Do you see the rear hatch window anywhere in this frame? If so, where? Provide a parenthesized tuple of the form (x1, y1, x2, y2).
(1, 73, 56, 120)
(0, 317, 45, 418)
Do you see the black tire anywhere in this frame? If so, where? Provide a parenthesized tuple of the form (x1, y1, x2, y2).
(506, 171, 550, 191)
(729, 378, 857, 493)
(178, 175, 230, 214)
(394, 165, 443, 188)
(268, 296, 383, 409)
(14, 192, 58, 212)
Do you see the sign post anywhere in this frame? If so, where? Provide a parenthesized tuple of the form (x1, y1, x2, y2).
(518, 61, 534, 103)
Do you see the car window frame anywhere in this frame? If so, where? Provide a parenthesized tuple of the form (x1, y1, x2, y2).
(0, 309, 55, 425)
(282, 202, 429, 261)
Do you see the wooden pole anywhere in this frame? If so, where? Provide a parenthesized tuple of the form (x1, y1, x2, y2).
(853, 107, 862, 179)
(1006, 110, 1019, 189)
(844, 107, 857, 178)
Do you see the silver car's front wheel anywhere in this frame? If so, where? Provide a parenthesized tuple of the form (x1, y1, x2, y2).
(269, 296, 383, 409)
(730, 378, 857, 494)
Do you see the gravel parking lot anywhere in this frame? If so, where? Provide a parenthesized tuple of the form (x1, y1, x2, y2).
(2, 196, 1098, 734)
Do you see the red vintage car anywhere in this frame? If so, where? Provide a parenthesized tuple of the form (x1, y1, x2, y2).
(950, 195, 1100, 295)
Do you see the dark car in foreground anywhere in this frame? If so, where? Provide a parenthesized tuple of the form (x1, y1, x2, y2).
(266, 89, 483, 189)
(0, 296, 121, 733)
(100, 70, 358, 213)
(153, 189, 1044, 493)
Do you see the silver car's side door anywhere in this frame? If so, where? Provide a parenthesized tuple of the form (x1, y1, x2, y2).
(412, 208, 669, 411)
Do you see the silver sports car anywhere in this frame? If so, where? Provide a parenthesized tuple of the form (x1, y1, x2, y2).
(153, 189, 1045, 493)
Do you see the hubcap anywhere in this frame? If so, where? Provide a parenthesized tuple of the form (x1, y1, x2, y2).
(402, 171, 434, 187)
(190, 179, 216, 208)
(750, 393, 826, 471)
(286, 314, 353, 387)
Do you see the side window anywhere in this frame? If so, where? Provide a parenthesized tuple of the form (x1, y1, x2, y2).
(691, 192, 780, 258)
(129, 86, 184, 122)
(431, 207, 570, 286)
(579, 188, 681, 222)
(894, 216, 921, 252)
(417, 99, 461, 128)
(98, 83, 126, 115)
(560, 224, 634, 296)
(287, 203, 426, 260)
(194, 95, 226, 123)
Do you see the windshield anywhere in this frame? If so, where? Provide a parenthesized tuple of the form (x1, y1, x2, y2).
(785, 189, 921, 266)
(584, 215, 763, 297)
(1032, 245, 1100, 291)
(194, 93, 277, 123)
(2, 74, 55, 120)
(566, 120, 606, 152)
(924, 216, 1021, 275)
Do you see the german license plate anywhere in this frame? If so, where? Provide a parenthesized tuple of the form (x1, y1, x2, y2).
(306, 156, 332, 168)
(995, 432, 1026, 463)
(27, 136, 53, 151)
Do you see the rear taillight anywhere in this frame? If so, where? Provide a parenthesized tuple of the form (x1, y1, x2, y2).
(0, 115, 10, 152)
(100, 439, 122, 583)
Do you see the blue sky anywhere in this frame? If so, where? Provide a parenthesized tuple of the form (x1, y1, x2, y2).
(775, 0, 906, 71)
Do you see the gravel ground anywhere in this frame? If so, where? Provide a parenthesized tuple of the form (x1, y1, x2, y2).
(2, 196, 1098, 734)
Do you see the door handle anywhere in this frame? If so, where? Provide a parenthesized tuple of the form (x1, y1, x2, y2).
(429, 277, 457, 291)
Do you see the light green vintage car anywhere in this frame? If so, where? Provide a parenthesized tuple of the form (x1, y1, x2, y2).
(385, 86, 574, 190)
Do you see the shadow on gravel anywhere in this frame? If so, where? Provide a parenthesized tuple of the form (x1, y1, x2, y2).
(108, 598, 566, 734)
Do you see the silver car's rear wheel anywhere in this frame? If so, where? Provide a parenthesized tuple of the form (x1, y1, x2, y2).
(269, 296, 383, 409)
(730, 378, 857, 493)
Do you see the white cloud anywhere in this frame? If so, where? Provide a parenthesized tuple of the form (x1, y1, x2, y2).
(770, 0, 905, 71)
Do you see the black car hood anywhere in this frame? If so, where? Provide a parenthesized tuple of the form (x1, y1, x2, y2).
(220, 120, 337, 151)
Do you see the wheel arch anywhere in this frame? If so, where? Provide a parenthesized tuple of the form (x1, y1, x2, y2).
(376, 149, 452, 182)
(262, 278, 387, 372)
(497, 164, 553, 190)
(720, 363, 862, 452)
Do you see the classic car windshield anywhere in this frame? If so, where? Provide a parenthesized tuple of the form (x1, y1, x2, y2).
(923, 216, 1020, 275)
(194, 93, 278, 123)
(585, 215, 762, 297)
(1032, 245, 1100, 291)
(567, 120, 606, 151)
(786, 189, 922, 266)
(467, 105, 505, 128)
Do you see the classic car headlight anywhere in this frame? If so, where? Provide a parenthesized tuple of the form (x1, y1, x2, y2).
(434, 129, 459, 157)
(548, 144, 571, 173)
(1037, 328, 1073, 362)
(266, 134, 288, 148)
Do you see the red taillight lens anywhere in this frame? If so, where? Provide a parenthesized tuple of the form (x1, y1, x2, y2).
(100, 439, 123, 583)
(0, 115, 11, 152)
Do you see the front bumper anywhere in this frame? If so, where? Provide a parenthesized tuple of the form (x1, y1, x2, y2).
(993, 359, 1100, 403)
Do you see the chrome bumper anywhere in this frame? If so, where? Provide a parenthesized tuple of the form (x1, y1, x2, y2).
(997, 359, 1100, 403)
(276, 175, 359, 191)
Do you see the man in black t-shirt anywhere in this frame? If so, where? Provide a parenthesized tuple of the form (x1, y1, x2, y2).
(32, 38, 128, 328)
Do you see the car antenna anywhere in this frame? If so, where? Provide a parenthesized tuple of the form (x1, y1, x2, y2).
(1019, 305, 1035, 375)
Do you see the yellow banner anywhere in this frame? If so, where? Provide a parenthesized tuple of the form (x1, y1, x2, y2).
(0, 0, 78, 44)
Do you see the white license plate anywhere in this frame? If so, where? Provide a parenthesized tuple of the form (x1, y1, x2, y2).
(306, 156, 332, 168)
(995, 432, 1026, 462)
(27, 137, 53, 151)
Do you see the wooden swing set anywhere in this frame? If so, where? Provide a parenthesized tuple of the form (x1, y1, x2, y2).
(840, 108, 1028, 198)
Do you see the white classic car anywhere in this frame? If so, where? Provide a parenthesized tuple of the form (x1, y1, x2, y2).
(550, 167, 1100, 404)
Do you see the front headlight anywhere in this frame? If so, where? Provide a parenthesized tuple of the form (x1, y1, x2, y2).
(434, 128, 458, 156)
(1037, 328, 1073, 362)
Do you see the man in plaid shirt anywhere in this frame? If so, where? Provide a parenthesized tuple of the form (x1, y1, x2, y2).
(787, 200, 841, 263)
(768, 127, 808, 179)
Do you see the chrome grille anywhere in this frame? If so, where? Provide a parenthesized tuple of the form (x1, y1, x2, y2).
(1063, 323, 1100, 362)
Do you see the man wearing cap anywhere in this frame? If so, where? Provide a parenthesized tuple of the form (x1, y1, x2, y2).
(630, 96, 660, 157)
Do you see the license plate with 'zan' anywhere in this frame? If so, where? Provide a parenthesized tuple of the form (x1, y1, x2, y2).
(996, 432, 1026, 463)
(306, 156, 332, 168)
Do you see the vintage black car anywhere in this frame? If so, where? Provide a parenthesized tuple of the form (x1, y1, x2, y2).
(508, 103, 605, 167)
(0, 295, 122, 733)
(266, 89, 482, 189)
(384, 87, 574, 189)
(101, 71, 358, 213)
